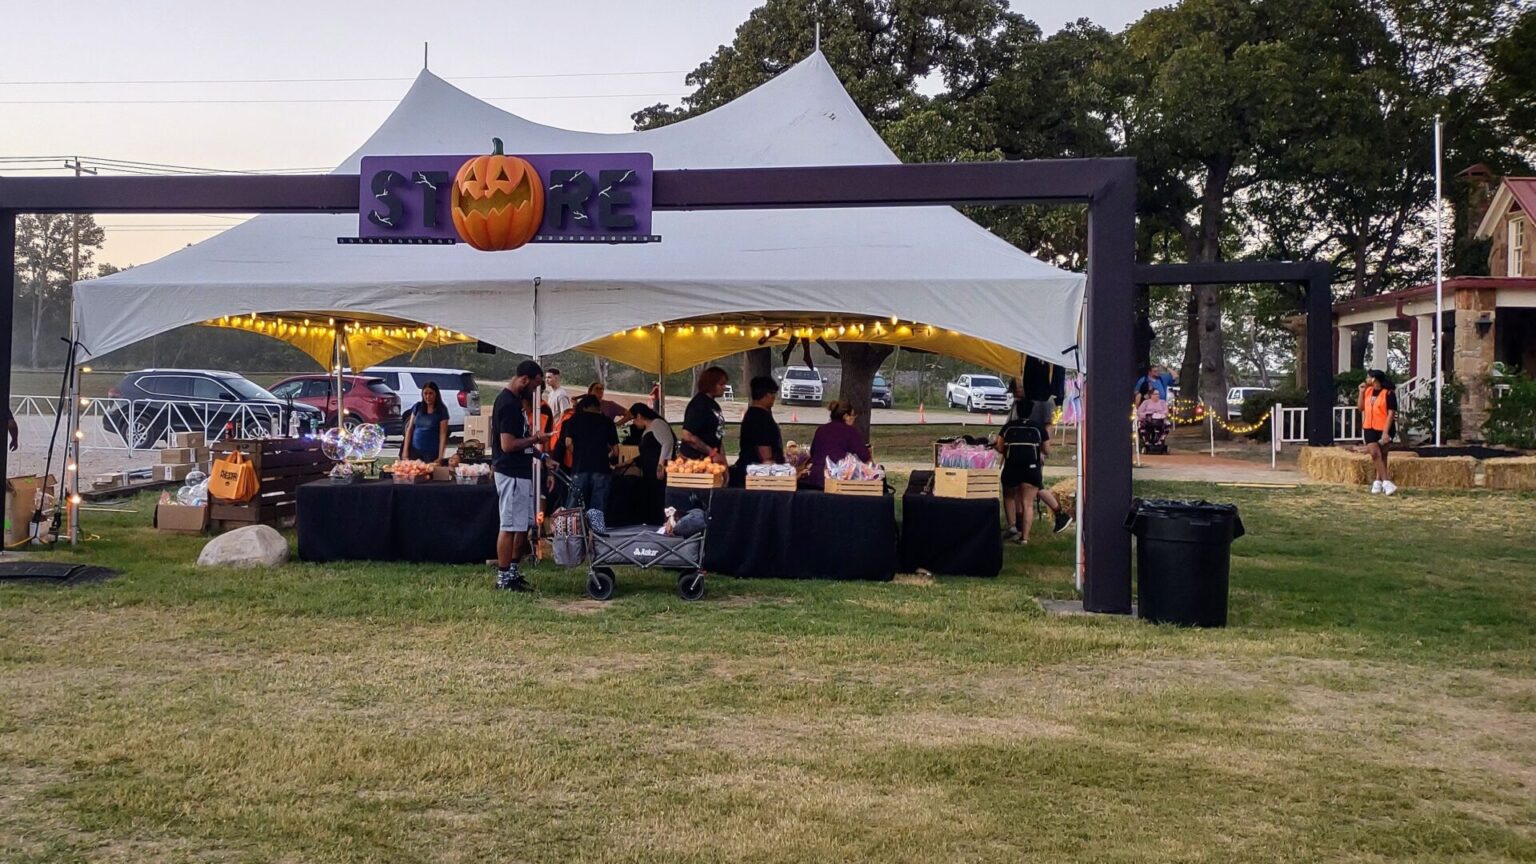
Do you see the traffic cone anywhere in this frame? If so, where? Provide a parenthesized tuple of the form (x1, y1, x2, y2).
(791, 410, 799, 423)
(918, 403, 926, 424)
(987, 411, 993, 425)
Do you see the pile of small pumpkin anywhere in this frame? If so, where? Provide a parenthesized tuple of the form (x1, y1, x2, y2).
(667, 457, 727, 477)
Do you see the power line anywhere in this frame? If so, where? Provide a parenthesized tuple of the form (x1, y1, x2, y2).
(0, 92, 686, 105)
(1, 70, 689, 86)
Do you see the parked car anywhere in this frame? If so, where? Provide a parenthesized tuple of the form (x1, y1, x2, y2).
(1227, 386, 1274, 419)
(945, 374, 1013, 413)
(776, 365, 825, 404)
(104, 369, 324, 449)
(269, 374, 403, 434)
(871, 373, 893, 409)
(363, 367, 480, 433)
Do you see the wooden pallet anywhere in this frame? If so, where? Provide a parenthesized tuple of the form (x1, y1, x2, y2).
(933, 467, 1002, 499)
(208, 438, 329, 531)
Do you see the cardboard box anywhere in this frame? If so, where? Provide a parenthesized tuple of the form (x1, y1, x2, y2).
(161, 447, 196, 464)
(6, 475, 54, 545)
(155, 502, 208, 534)
(93, 472, 125, 489)
(616, 444, 640, 465)
(157, 463, 198, 483)
(170, 431, 206, 448)
(463, 413, 491, 444)
(431, 465, 453, 482)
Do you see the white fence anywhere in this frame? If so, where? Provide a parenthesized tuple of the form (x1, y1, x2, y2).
(11, 395, 291, 453)
(1273, 405, 1364, 447)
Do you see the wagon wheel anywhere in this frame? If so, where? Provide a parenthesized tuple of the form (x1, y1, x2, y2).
(586, 567, 616, 601)
(677, 570, 705, 602)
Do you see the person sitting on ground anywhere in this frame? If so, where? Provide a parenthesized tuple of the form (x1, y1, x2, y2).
(996, 398, 1071, 544)
(1358, 369, 1398, 496)
(554, 394, 620, 517)
(732, 376, 784, 486)
(804, 401, 872, 489)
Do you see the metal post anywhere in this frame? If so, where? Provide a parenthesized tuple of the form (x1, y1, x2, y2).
(1433, 116, 1445, 447)
(1208, 411, 1216, 458)
(1306, 264, 1335, 445)
(67, 315, 82, 545)
(1081, 163, 1136, 614)
(0, 211, 15, 542)
(1270, 408, 1278, 470)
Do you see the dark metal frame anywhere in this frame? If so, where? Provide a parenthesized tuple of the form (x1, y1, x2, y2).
(0, 158, 1138, 612)
(1133, 261, 1335, 447)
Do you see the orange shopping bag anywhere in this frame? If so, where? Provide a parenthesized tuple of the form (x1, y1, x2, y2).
(208, 450, 259, 503)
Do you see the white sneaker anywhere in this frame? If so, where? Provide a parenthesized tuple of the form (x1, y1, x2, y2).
(1382, 481, 1397, 496)
(1371, 480, 1383, 494)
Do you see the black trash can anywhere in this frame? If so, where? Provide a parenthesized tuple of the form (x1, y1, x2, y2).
(1124, 499, 1244, 627)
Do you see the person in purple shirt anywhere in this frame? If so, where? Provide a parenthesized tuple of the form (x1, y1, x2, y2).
(805, 401, 872, 488)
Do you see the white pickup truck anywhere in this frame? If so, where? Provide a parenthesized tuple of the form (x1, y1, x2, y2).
(946, 374, 1013, 413)
(777, 366, 825, 404)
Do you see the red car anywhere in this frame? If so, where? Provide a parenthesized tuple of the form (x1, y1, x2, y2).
(268, 375, 403, 434)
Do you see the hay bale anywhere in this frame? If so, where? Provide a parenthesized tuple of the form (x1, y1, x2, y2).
(1299, 447, 1374, 485)
(1486, 456, 1536, 491)
(1050, 477, 1076, 514)
(1390, 454, 1474, 489)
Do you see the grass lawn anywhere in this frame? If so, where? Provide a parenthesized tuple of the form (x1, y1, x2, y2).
(2, 482, 1535, 862)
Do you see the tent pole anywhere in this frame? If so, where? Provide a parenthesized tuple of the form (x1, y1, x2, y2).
(67, 313, 81, 545)
(334, 325, 345, 432)
(657, 329, 667, 421)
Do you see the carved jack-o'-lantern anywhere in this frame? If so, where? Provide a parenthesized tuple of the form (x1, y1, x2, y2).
(451, 138, 545, 251)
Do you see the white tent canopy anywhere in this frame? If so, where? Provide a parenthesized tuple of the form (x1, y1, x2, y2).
(73, 52, 1085, 368)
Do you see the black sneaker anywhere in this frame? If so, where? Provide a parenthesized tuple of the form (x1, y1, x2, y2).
(1053, 510, 1072, 534)
(495, 568, 522, 590)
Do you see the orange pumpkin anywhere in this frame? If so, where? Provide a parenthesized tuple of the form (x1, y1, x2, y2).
(450, 138, 545, 251)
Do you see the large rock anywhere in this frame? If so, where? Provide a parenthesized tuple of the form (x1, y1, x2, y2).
(197, 524, 289, 568)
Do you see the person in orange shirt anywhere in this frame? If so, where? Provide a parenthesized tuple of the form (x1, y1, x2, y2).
(1358, 370, 1398, 496)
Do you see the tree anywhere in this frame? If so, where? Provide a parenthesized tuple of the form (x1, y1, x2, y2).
(1487, 6, 1536, 153)
(13, 213, 104, 369)
(835, 343, 893, 441)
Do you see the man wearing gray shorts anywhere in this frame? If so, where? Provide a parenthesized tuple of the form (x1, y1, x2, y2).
(491, 360, 550, 591)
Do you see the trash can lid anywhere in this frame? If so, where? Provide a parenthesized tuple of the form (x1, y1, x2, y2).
(1132, 498, 1240, 519)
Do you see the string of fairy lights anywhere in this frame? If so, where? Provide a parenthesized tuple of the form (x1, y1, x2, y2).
(609, 317, 949, 341)
(204, 313, 473, 342)
(1151, 396, 1276, 436)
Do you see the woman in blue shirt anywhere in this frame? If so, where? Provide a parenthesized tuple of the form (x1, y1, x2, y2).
(401, 381, 450, 464)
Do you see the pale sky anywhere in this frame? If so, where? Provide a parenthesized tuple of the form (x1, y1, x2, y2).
(1, 0, 1157, 267)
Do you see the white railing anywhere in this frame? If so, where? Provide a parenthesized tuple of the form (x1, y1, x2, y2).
(1272, 404, 1364, 451)
(1397, 376, 1428, 417)
(11, 395, 293, 453)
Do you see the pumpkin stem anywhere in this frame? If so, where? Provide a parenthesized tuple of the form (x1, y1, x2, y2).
(491, 137, 504, 156)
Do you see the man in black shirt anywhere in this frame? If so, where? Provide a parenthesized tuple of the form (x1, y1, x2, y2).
(553, 394, 620, 517)
(732, 376, 784, 486)
(491, 360, 551, 591)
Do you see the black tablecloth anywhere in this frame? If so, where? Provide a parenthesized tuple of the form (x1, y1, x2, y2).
(899, 470, 1002, 577)
(665, 486, 894, 581)
(298, 479, 498, 564)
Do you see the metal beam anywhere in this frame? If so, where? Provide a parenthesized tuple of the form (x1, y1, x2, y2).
(1135, 260, 1336, 446)
(0, 175, 358, 214)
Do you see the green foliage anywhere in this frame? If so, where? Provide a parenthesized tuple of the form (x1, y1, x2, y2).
(1483, 374, 1536, 449)
(1400, 375, 1465, 443)
(1335, 369, 1367, 403)
(1452, 236, 1493, 277)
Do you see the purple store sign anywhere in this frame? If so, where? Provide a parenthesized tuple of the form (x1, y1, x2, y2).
(347, 152, 657, 246)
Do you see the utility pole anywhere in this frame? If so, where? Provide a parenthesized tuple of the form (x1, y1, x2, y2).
(62, 157, 98, 287)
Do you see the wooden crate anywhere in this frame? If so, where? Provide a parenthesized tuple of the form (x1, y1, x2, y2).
(209, 438, 329, 531)
(826, 477, 884, 496)
(667, 472, 726, 489)
(933, 468, 1001, 500)
(745, 474, 797, 492)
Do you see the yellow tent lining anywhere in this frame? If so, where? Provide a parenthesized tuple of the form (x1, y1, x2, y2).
(200, 312, 477, 371)
(574, 313, 1025, 377)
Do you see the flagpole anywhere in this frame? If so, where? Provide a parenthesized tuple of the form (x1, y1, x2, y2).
(1434, 115, 1445, 447)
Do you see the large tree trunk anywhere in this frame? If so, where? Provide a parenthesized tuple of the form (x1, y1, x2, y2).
(1191, 156, 1234, 429)
(29, 277, 43, 369)
(1179, 292, 1200, 401)
(592, 356, 610, 387)
(742, 347, 772, 384)
(836, 342, 893, 444)
(1134, 284, 1155, 372)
